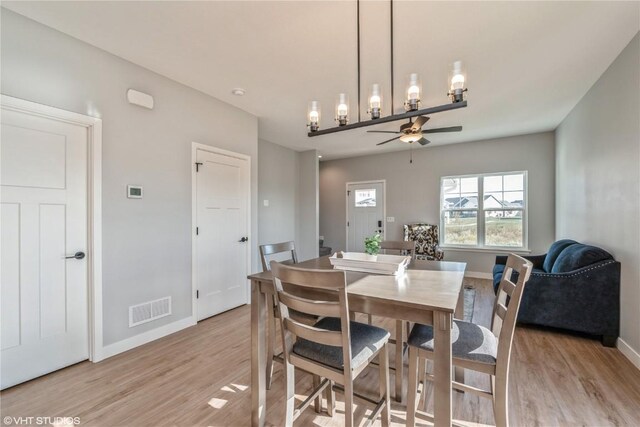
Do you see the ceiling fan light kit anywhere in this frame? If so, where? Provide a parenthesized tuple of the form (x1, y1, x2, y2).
(306, 0, 468, 138)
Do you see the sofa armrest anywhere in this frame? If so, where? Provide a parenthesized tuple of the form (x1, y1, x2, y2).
(495, 253, 546, 270)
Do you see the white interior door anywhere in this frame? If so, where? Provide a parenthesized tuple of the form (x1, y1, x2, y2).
(195, 149, 249, 321)
(1, 106, 89, 389)
(347, 182, 385, 252)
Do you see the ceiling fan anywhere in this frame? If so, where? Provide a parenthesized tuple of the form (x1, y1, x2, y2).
(367, 116, 462, 146)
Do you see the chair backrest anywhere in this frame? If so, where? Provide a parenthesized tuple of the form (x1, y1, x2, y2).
(492, 254, 532, 373)
(259, 241, 298, 272)
(270, 261, 353, 372)
(380, 240, 416, 259)
(403, 223, 440, 257)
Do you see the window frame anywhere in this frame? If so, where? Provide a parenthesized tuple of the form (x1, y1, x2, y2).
(439, 171, 528, 251)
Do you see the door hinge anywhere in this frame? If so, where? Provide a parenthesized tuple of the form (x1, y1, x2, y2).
(196, 290, 199, 299)
(347, 221, 350, 226)
(347, 190, 351, 196)
(196, 227, 199, 235)
(195, 162, 203, 172)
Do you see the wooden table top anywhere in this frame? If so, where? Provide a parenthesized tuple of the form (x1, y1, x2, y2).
(248, 256, 466, 314)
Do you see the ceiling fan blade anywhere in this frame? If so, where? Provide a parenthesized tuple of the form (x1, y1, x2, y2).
(422, 126, 463, 134)
(376, 136, 401, 146)
(367, 130, 401, 134)
(417, 138, 431, 146)
(411, 116, 430, 131)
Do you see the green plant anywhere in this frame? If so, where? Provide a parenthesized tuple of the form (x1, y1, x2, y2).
(364, 233, 382, 255)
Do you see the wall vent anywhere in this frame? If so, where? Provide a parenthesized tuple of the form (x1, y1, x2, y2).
(129, 296, 172, 327)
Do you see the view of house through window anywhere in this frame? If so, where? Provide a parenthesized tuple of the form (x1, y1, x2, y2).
(440, 172, 526, 248)
(355, 189, 376, 207)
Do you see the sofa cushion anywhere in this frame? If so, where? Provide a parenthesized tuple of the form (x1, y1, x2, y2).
(543, 239, 577, 272)
(551, 244, 613, 273)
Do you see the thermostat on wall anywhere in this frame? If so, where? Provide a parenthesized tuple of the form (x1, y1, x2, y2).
(127, 185, 143, 199)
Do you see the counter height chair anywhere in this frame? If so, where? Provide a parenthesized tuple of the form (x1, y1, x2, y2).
(260, 241, 315, 390)
(406, 254, 533, 427)
(271, 261, 391, 427)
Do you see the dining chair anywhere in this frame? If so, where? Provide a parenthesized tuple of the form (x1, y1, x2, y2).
(403, 223, 445, 261)
(405, 253, 533, 427)
(380, 240, 417, 258)
(259, 241, 310, 390)
(270, 261, 391, 427)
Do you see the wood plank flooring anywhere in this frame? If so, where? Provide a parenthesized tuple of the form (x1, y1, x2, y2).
(2, 279, 639, 426)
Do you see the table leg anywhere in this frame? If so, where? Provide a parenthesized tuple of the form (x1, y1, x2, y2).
(433, 311, 452, 427)
(454, 288, 465, 387)
(395, 319, 404, 403)
(251, 280, 267, 427)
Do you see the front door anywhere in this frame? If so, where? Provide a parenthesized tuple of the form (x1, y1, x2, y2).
(347, 182, 385, 252)
(195, 148, 249, 320)
(1, 104, 89, 389)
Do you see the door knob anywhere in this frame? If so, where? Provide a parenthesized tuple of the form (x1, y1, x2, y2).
(65, 251, 85, 260)
(238, 237, 248, 243)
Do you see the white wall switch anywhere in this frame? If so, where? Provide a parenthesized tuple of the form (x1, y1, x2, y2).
(386, 216, 395, 222)
(263, 199, 269, 207)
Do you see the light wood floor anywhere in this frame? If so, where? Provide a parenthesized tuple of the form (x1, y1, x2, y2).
(2, 279, 639, 426)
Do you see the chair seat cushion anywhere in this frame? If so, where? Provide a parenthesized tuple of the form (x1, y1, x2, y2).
(408, 320, 497, 365)
(293, 317, 390, 370)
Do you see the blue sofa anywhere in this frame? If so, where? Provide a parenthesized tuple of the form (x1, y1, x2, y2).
(493, 239, 620, 346)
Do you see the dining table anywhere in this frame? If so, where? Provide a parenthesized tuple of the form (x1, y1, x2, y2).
(249, 255, 466, 427)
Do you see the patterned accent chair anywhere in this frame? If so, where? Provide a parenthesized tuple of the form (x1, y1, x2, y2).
(403, 223, 444, 261)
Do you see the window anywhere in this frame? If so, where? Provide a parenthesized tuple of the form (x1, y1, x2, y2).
(355, 189, 376, 207)
(440, 172, 527, 249)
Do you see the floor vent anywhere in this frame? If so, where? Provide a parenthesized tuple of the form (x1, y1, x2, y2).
(129, 297, 172, 327)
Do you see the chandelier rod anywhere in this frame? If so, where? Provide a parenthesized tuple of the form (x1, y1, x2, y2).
(356, 0, 361, 123)
(390, 0, 394, 116)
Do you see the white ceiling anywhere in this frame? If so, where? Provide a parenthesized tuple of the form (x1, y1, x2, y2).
(4, 1, 639, 160)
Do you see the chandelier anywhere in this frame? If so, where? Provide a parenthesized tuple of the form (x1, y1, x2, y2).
(307, 0, 468, 137)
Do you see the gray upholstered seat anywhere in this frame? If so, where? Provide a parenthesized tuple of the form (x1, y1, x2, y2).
(293, 317, 390, 370)
(408, 319, 497, 365)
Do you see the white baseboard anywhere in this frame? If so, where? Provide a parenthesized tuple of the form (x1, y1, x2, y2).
(464, 271, 493, 280)
(617, 337, 640, 370)
(95, 316, 196, 362)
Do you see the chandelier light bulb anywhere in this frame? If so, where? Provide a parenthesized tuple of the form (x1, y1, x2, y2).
(368, 83, 382, 119)
(308, 101, 321, 132)
(336, 93, 349, 126)
(405, 73, 421, 111)
(448, 61, 468, 103)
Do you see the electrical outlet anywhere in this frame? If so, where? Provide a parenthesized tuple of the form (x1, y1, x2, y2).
(263, 200, 269, 207)
(386, 216, 395, 222)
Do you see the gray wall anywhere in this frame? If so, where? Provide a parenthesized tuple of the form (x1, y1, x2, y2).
(258, 139, 297, 246)
(258, 140, 319, 263)
(320, 132, 556, 273)
(556, 33, 640, 354)
(1, 10, 259, 346)
(295, 150, 320, 261)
